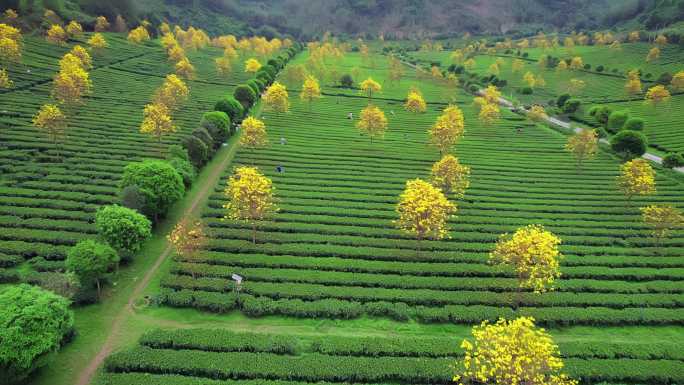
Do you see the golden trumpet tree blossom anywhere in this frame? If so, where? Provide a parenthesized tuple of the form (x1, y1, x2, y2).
(263, 82, 289, 114)
(430, 155, 470, 198)
(395, 179, 456, 253)
(628, 31, 640, 42)
(454, 317, 577, 385)
(404, 90, 426, 113)
(490, 224, 563, 293)
(69, 45, 92, 69)
(87, 33, 108, 53)
(46, 24, 67, 45)
(564, 129, 598, 170)
(568, 78, 585, 95)
(168, 220, 207, 275)
(215, 56, 231, 77)
(671, 71, 684, 91)
(641, 204, 684, 245)
(300, 75, 322, 110)
(556, 60, 568, 71)
(569, 56, 583, 70)
(223, 166, 277, 243)
(356, 104, 388, 143)
(127, 26, 150, 44)
(52, 55, 92, 106)
(65, 21, 83, 38)
(244, 58, 261, 73)
(175, 57, 196, 80)
(33, 104, 67, 145)
(360, 77, 382, 101)
(482, 85, 501, 104)
(429, 104, 465, 154)
(478, 102, 500, 125)
(140, 103, 175, 147)
(625, 70, 642, 94)
(0, 68, 12, 88)
(94, 16, 110, 32)
(645, 84, 671, 105)
(655, 34, 667, 45)
(512, 59, 524, 73)
(527, 105, 548, 122)
(646, 47, 660, 62)
(154, 74, 189, 112)
(239, 116, 268, 150)
(617, 158, 655, 201)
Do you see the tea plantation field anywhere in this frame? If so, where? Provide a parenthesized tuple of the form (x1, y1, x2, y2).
(93, 50, 684, 385)
(0, 33, 249, 286)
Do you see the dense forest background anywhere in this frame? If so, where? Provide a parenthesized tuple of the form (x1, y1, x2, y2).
(1, 0, 684, 38)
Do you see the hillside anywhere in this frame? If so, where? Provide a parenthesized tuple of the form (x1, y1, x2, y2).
(6, 0, 684, 39)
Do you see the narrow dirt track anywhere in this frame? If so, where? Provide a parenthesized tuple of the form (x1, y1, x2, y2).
(75, 142, 238, 385)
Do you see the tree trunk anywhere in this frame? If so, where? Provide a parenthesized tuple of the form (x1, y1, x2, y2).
(96, 279, 101, 300)
(252, 223, 257, 244)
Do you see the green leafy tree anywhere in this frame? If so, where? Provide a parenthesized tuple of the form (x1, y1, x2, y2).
(95, 205, 152, 258)
(120, 160, 185, 222)
(0, 284, 74, 384)
(66, 240, 119, 300)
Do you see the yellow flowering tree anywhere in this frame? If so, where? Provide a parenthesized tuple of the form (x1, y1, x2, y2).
(569, 56, 583, 70)
(617, 158, 656, 202)
(671, 71, 684, 91)
(70, 45, 92, 69)
(404, 90, 426, 114)
(454, 317, 577, 385)
(487, 62, 499, 76)
(567, 78, 585, 95)
(359, 77, 382, 102)
(482, 85, 501, 104)
(527, 105, 547, 122)
(52, 53, 92, 108)
(523, 71, 537, 88)
(641, 204, 684, 247)
(33, 104, 67, 157)
(430, 155, 470, 198)
(628, 31, 640, 42)
(244, 58, 261, 73)
(223, 166, 277, 243)
(645, 84, 671, 106)
(512, 59, 524, 73)
(564, 129, 598, 170)
(65, 21, 83, 39)
(646, 46, 660, 62)
(556, 59, 568, 72)
(168, 220, 207, 277)
(356, 104, 388, 143)
(300, 75, 322, 111)
(94, 16, 110, 32)
(263, 81, 289, 114)
(3, 9, 18, 25)
(127, 26, 150, 44)
(239, 116, 268, 156)
(624, 70, 642, 95)
(215, 56, 231, 78)
(87, 33, 108, 54)
(0, 68, 12, 88)
(478, 102, 500, 125)
(431, 65, 443, 79)
(46, 24, 67, 45)
(655, 34, 667, 45)
(154, 74, 190, 112)
(490, 224, 563, 298)
(0, 23, 21, 66)
(463, 58, 476, 70)
(395, 178, 456, 254)
(429, 104, 464, 155)
(175, 57, 196, 80)
(140, 103, 175, 154)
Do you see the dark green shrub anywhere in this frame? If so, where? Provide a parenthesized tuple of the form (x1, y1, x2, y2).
(588, 105, 613, 127)
(182, 135, 209, 168)
(167, 156, 196, 187)
(246, 79, 260, 95)
(596, 65, 604, 72)
(200, 111, 230, 147)
(167, 144, 189, 161)
(556, 93, 571, 108)
(120, 160, 185, 221)
(584, 63, 591, 70)
(656, 72, 673, 85)
(234, 85, 257, 110)
(610, 130, 647, 159)
(596, 127, 609, 138)
(214, 96, 244, 125)
(192, 127, 214, 155)
(95, 205, 152, 257)
(623, 117, 644, 131)
(662, 153, 684, 168)
(340, 74, 353, 88)
(607, 110, 630, 132)
(520, 87, 533, 94)
(562, 98, 581, 113)
(66, 240, 119, 300)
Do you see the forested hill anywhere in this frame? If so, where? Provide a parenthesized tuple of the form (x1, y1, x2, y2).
(4, 0, 684, 39)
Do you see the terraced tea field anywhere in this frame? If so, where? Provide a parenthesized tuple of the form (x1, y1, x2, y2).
(0, 33, 259, 284)
(89, 50, 684, 385)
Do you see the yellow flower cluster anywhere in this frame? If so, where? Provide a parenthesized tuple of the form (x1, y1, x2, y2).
(140, 103, 175, 142)
(671, 71, 684, 92)
(395, 179, 456, 242)
(167, 220, 207, 261)
(490, 224, 563, 293)
(645, 84, 671, 105)
(624, 70, 642, 95)
(263, 82, 290, 114)
(569, 56, 583, 70)
(646, 46, 660, 62)
(239, 116, 269, 150)
(127, 26, 150, 44)
(52, 52, 92, 107)
(153, 74, 190, 112)
(356, 105, 388, 142)
(244, 58, 262, 73)
(223, 166, 277, 235)
(430, 155, 470, 198)
(360, 77, 382, 100)
(175, 57, 196, 80)
(65, 20, 82, 38)
(32, 104, 67, 143)
(404, 89, 426, 114)
(429, 105, 464, 154)
(616, 159, 656, 200)
(641, 204, 684, 242)
(300, 75, 322, 108)
(94, 16, 110, 32)
(454, 317, 577, 385)
(527, 105, 548, 122)
(87, 33, 108, 53)
(564, 129, 598, 169)
(46, 24, 67, 45)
